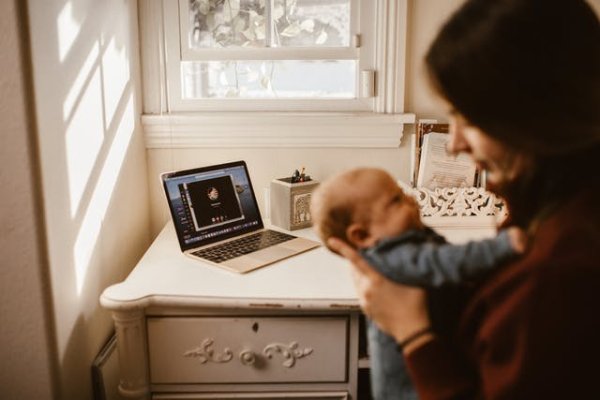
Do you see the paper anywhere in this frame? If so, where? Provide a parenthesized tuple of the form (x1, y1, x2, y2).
(417, 132, 476, 190)
(412, 120, 447, 187)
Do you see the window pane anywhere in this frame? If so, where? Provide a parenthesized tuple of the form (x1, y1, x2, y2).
(187, 0, 351, 49)
(181, 60, 356, 99)
(188, 0, 266, 48)
(274, 0, 350, 47)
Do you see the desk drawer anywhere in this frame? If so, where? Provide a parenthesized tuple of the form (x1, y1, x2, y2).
(147, 316, 348, 384)
(153, 392, 349, 399)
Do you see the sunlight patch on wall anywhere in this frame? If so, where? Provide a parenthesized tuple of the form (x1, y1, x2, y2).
(74, 94, 135, 295)
(65, 67, 104, 217)
(63, 42, 100, 121)
(102, 36, 130, 128)
(57, 2, 81, 62)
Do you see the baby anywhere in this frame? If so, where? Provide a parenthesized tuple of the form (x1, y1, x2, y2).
(310, 167, 525, 400)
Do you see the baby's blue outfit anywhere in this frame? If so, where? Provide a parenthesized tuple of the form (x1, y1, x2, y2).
(359, 227, 516, 400)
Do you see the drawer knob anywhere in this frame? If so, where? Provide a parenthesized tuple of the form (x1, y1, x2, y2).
(239, 350, 257, 366)
(263, 341, 313, 368)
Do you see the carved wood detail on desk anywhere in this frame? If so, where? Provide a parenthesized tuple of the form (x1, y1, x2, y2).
(183, 338, 233, 364)
(182, 339, 315, 369)
(263, 341, 314, 368)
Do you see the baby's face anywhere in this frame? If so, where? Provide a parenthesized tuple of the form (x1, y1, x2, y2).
(361, 175, 422, 246)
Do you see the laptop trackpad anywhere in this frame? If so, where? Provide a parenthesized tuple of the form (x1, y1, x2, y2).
(222, 246, 296, 273)
(255, 246, 296, 261)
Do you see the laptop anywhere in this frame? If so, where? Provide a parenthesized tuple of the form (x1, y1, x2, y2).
(161, 161, 320, 273)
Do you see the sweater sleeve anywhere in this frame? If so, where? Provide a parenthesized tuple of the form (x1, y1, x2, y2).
(362, 229, 515, 286)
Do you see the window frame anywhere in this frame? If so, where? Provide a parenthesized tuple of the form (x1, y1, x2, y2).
(166, 0, 373, 112)
(138, 0, 414, 148)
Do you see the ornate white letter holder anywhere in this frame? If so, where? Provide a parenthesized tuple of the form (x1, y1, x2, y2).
(408, 186, 507, 219)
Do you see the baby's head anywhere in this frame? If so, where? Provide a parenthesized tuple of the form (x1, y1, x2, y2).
(310, 167, 422, 253)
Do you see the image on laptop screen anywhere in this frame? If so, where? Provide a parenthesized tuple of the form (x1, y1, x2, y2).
(184, 175, 244, 230)
(162, 162, 263, 251)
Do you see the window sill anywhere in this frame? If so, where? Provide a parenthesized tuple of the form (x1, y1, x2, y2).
(142, 112, 415, 148)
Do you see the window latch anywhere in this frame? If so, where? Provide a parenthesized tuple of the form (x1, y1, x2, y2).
(361, 70, 376, 98)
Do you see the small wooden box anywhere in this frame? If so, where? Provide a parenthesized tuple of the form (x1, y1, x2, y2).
(270, 178, 319, 231)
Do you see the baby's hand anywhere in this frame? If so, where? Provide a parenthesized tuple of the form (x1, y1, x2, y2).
(507, 227, 528, 254)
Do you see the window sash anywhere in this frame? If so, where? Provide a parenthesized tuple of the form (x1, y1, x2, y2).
(179, 47, 360, 61)
(178, 0, 361, 59)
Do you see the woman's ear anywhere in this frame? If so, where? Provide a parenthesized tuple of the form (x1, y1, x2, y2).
(346, 223, 371, 248)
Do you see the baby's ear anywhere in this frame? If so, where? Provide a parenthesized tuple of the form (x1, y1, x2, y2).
(346, 223, 370, 248)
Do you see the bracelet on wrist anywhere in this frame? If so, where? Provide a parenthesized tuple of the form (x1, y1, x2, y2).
(396, 326, 433, 352)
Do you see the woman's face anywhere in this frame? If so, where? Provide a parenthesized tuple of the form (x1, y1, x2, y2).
(447, 112, 533, 190)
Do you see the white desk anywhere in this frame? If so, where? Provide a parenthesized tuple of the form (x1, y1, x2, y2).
(101, 217, 496, 400)
(101, 222, 361, 400)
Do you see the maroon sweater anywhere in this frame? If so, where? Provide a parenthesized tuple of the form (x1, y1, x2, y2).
(406, 188, 600, 399)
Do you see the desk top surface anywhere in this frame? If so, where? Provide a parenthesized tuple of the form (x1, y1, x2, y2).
(100, 222, 359, 311)
(100, 217, 496, 312)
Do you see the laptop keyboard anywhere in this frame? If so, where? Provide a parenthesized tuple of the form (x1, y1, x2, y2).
(192, 230, 296, 264)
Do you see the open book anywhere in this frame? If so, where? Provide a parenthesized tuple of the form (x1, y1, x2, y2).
(412, 120, 481, 190)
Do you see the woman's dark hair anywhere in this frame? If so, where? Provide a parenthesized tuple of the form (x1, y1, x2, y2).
(426, 0, 600, 227)
(426, 0, 600, 155)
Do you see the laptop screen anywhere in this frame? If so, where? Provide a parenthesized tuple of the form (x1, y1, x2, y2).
(162, 161, 263, 251)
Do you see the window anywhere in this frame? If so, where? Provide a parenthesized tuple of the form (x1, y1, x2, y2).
(180, 0, 358, 100)
(139, 0, 413, 147)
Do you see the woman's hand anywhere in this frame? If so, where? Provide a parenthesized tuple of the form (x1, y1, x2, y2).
(328, 237, 431, 345)
(506, 226, 528, 254)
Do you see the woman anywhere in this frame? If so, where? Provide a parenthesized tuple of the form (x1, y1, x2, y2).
(329, 0, 600, 398)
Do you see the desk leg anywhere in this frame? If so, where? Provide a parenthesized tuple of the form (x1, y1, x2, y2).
(113, 309, 150, 399)
(348, 313, 359, 400)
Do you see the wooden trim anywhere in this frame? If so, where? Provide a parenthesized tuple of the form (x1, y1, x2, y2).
(181, 47, 360, 62)
(153, 392, 349, 399)
(139, 0, 168, 114)
(375, 0, 408, 113)
(142, 112, 415, 148)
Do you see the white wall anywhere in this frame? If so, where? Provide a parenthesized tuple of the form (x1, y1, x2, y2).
(23, 0, 150, 398)
(0, 1, 56, 398)
(405, 0, 466, 116)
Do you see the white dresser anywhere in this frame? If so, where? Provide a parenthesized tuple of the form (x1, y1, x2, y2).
(101, 222, 362, 400)
(101, 217, 496, 399)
